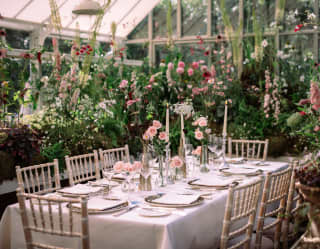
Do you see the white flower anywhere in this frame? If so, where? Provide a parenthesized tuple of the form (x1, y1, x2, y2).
(250, 52, 256, 59)
(308, 13, 316, 20)
(300, 75, 305, 82)
(261, 39, 268, 48)
(98, 102, 107, 110)
(159, 62, 165, 67)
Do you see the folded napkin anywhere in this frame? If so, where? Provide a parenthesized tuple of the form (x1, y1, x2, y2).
(222, 168, 259, 175)
(192, 178, 235, 187)
(226, 157, 246, 163)
(71, 197, 127, 211)
(151, 193, 200, 205)
(57, 184, 103, 195)
(89, 178, 109, 186)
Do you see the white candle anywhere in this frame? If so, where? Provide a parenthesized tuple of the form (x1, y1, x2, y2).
(166, 104, 169, 142)
(223, 100, 228, 136)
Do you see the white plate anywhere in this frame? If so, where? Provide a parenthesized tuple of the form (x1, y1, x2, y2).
(138, 208, 171, 217)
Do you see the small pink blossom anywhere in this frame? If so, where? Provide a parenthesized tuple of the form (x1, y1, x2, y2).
(145, 84, 152, 90)
(127, 163, 136, 172)
(314, 126, 320, 132)
(147, 126, 157, 138)
(114, 161, 124, 173)
(192, 62, 199, 69)
(201, 65, 208, 72)
(119, 80, 128, 88)
(192, 146, 202, 156)
(143, 132, 150, 140)
(149, 75, 155, 83)
(198, 118, 208, 127)
(158, 131, 168, 141)
(178, 61, 185, 68)
(168, 62, 174, 70)
(187, 84, 192, 89)
(170, 156, 183, 168)
(176, 67, 184, 75)
(123, 162, 131, 172)
(195, 130, 204, 140)
(152, 120, 162, 129)
(205, 128, 211, 134)
(199, 60, 205, 64)
(187, 68, 194, 76)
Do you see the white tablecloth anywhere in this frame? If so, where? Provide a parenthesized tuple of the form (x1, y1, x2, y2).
(0, 161, 288, 249)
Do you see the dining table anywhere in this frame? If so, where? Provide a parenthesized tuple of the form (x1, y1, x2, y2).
(0, 160, 289, 249)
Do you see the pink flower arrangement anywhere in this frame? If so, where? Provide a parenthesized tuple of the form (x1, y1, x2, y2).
(119, 80, 128, 88)
(113, 161, 142, 173)
(133, 161, 143, 170)
(187, 68, 194, 76)
(170, 156, 183, 168)
(114, 161, 124, 173)
(178, 61, 185, 68)
(176, 67, 184, 75)
(146, 126, 157, 138)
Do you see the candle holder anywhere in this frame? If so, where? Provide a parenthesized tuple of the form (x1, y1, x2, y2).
(219, 133, 230, 170)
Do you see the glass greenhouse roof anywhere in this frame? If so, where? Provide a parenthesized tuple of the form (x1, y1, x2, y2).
(0, 0, 160, 39)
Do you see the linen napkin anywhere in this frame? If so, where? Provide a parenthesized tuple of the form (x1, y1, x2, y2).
(226, 157, 246, 164)
(88, 178, 109, 186)
(192, 178, 235, 187)
(151, 193, 200, 205)
(57, 184, 103, 195)
(71, 197, 127, 211)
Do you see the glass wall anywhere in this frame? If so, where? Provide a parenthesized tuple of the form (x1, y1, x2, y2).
(5, 29, 30, 49)
(182, 0, 207, 36)
(153, 0, 177, 39)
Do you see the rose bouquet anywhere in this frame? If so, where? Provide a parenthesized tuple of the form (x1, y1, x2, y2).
(143, 120, 169, 156)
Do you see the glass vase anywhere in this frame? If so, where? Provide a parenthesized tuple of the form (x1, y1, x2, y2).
(200, 144, 210, 173)
(158, 155, 166, 187)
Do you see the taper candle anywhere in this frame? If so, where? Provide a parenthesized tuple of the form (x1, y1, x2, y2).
(166, 103, 169, 142)
(223, 100, 228, 136)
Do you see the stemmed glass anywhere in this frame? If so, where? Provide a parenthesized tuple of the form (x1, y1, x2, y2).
(208, 135, 217, 171)
(102, 167, 114, 185)
(185, 143, 194, 178)
(212, 136, 229, 170)
(140, 167, 152, 191)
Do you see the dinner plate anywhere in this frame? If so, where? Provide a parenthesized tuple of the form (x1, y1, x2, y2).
(219, 168, 262, 176)
(144, 194, 204, 208)
(187, 179, 238, 189)
(138, 208, 171, 217)
(67, 201, 129, 214)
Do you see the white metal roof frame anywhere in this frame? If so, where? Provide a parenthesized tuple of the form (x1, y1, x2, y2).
(0, 0, 160, 41)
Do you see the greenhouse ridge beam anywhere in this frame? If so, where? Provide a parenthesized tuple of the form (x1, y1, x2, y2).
(13, 0, 35, 19)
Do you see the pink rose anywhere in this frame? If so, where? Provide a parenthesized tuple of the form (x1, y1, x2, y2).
(178, 61, 185, 68)
(192, 61, 199, 69)
(168, 62, 174, 70)
(198, 119, 207, 127)
(192, 146, 202, 156)
(158, 131, 168, 141)
(126, 100, 136, 106)
(176, 67, 184, 75)
(123, 162, 131, 172)
(143, 132, 150, 140)
(119, 80, 128, 88)
(187, 68, 194, 76)
(195, 130, 204, 140)
(127, 163, 136, 172)
(114, 161, 124, 173)
(147, 126, 157, 138)
(200, 65, 208, 72)
(170, 156, 183, 168)
(152, 120, 162, 129)
(145, 84, 152, 90)
(133, 161, 142, 170)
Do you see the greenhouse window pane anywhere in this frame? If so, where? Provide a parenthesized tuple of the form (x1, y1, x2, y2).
(212, 0, 239, 35)
(5, 29, 30, 49)
(155, 45, 171, 65)
(279, 34, 314, 63)
(127, 16, 149, 40)
(177, 43, 210, 64)
(153, 0, 177, 39)
(244, 0, 275, 33)
(282, 0, 314, 32)
(126, 43, 148, 60)
(182, 0, 207, 36)
(43, 37, 72, 54)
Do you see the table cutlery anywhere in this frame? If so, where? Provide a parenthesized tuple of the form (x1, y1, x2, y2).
(112, 205, 138, 217)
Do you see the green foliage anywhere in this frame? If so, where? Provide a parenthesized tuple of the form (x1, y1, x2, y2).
(41, 142, 68, 172)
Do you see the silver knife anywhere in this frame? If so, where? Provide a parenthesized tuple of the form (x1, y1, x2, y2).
(112, 205, 138, 217)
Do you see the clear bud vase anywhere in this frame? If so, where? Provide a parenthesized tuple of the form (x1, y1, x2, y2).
(200, 144, 210, 173)
(158, 155, 166, 187)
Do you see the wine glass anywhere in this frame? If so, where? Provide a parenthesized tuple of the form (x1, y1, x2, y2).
(185, 143, 194, 177)
(140, 167, 152, 191)
(102, 167, 114, 185)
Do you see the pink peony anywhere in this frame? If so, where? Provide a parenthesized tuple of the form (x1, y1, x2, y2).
(152, 120, 162, 129)
(158, 131, 168, 141)
(114, 161, 124, 173)
(149, 75, 155, 83)
(192, 146, 202, 156)
(127, 163, 136, 172)
(119, 80, 128, 88)
(168, 62, 174, 70)
(176, 67, 184, 75)
(170, 156, 183, 168)
(187, 68, 194, 76)
(122, 162, 131, 172)
(192, 61, 199, 69)
(178, 61, 185, 68)
(147, 126, 157, 138)
(133, 161, 142, 170)
(195, 129, 204, 140)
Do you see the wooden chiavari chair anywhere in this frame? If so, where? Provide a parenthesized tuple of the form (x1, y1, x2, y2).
(65, 150, 100, 186)
(255, 166, 293, 249)
(220, 177, 273, 249)
(228, 138, 269, 161)
(16, 187, 90, 249)
(16, 159, 61, 194)
(98, 145, 130, 170)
